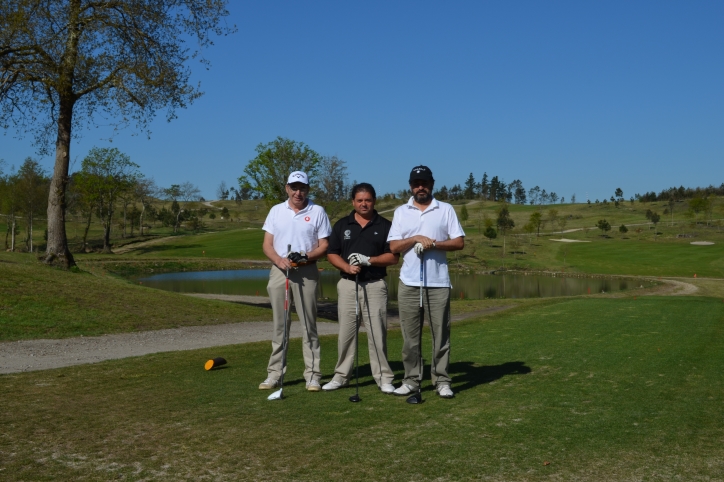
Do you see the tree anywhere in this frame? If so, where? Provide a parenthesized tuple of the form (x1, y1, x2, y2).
(313, 155, 349, 219)
(463, 173, 476, 199)
(0, 162, 21, 250)
(483, 226, 497, 243)
(650, 212, 661, 238)
(557, 216, 568, 234)
(217, 181, 229, 201)
(480, 173, 489, 200)
(529, 211, 544, 237)
(522, 221, 535, 244)
(619, 224, 628, 235)
(509, 179, 526, 205)
(596, 219, 611, 235)
(689, 196, 710, 225)
(460, 204, 469, 225)
(15, 158, 49, 252)
(570, 193, 576, 204)
(549, 192, 559, 204)
(615, 188, 624, 203)
(1, 1, 233, 268)
(239, 137, 321, 207)
(496, 204, 515, 259)
(528, 186, 541, 206)
(76, 147, 140, 252)
(547, 208, 559, 231)
(490, 176, 500, 202)
(163, 182, 200, 232)
(134, 178, 158, 237)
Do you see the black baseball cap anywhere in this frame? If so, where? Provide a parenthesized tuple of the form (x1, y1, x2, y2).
(409, 165, 434, 183)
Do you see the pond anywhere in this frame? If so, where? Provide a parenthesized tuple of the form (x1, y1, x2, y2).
(135, 269, 647, 300)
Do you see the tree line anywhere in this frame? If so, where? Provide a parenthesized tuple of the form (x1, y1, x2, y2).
(0, 148, 204, 253)
(388, 172, 569, 206)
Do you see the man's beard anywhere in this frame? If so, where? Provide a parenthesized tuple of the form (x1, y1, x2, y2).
(413, 190, 432, 203)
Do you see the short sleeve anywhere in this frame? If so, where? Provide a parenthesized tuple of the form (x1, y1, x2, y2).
(386, 207, 404, 241)
(262, 206, 275, 235)
(327, 219, 343, 255)
(446, 206, 465, 239)
(317, 209, 332, 239)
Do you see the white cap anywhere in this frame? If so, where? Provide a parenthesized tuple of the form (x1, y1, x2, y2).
(287, 171, 309, 185)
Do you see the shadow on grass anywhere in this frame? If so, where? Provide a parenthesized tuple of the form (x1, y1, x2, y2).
(305, 360, 531, 393)
(449, 361, 531, 393)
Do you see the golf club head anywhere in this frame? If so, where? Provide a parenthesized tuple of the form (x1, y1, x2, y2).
(406, 390, 422, 404)
(348, 394, 361, 403)
(267, 388, 283, 401)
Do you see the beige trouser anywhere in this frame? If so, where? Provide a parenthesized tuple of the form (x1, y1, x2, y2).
(266, 264, 321, 383)
(398, 282, 452, 389)
(332, 278, 394, 386)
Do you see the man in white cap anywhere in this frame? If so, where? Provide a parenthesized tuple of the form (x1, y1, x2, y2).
(259, 171, 332, 392)
(387, 165, 465, 399)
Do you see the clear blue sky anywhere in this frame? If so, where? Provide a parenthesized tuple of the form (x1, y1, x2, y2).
(2, 1, 723, 202)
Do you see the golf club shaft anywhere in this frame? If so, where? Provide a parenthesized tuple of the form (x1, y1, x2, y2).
(355, 274, 360, 398)
(419, 253, 424, 388)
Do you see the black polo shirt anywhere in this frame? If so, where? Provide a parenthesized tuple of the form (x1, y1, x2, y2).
(328, 210, 393, 281)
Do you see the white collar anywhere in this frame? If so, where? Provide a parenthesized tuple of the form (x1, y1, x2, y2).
(286, 198, 314, 213)
(406, 196, 439, 212)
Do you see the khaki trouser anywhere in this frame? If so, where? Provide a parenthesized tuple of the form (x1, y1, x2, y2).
(332, 278, 394, 386)
(398, 282, 451, 389)
(266, 264, 321, 383)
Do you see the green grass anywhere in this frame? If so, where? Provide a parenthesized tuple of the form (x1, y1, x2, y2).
(562, 238, 724, 277)
(0, 251, 273, 341)
(101, 228, 266, 259)
(2, 297, 724, 480)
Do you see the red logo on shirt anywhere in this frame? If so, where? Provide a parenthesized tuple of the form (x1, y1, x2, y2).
(304, 216, 311, 222)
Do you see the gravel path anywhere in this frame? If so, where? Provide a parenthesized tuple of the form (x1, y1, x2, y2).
(0, 295, 512, 374)
(0, 321, 340, 375)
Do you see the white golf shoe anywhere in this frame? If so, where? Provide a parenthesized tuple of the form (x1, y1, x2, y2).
(437, 384, 454, 398)
(259, 377, 279, 390)
(380, 383, 395, 394)
(306, 380, 322, 392)
(393, 383, 417, 396)
(322, 380, 348, 391)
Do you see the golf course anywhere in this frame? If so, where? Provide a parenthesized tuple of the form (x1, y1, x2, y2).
(2, 197, 724, 481)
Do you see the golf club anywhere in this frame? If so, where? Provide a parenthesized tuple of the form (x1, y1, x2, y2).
(349, 274, 361, 403)
(268, 245, 292, 401)
(407, 252, 424, 404)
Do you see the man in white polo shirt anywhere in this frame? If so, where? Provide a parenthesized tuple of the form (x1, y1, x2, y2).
(387, 165, 465, 399)
(259, 171, 332, 392)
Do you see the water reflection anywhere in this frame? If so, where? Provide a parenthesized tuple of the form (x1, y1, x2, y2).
(136, 269, 642, 300)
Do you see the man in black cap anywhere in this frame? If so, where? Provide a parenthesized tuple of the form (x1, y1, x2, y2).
(386, 165, 465, 398)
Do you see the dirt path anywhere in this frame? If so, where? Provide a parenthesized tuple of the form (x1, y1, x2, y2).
(112, 235, 183, 254)
(0, 299, 513, 374)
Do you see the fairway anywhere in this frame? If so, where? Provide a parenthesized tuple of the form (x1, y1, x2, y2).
(562, 238, 724, 277)
(2, 297, 723, 480)
(118, 228, 266, 259)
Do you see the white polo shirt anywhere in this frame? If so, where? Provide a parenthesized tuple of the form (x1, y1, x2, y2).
(263, 199, 332, 257)
(387, 197, 465, 288)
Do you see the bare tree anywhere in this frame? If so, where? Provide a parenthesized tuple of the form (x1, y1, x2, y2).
(216, 181, 229, 201)
(1, 1, 234, 267)
(134, 178, 158, 237)
(313, 155, 349, 219)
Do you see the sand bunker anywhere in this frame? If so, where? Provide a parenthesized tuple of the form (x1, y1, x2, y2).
(690, 241, 715, 245)
(549, 238, 591, 243)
